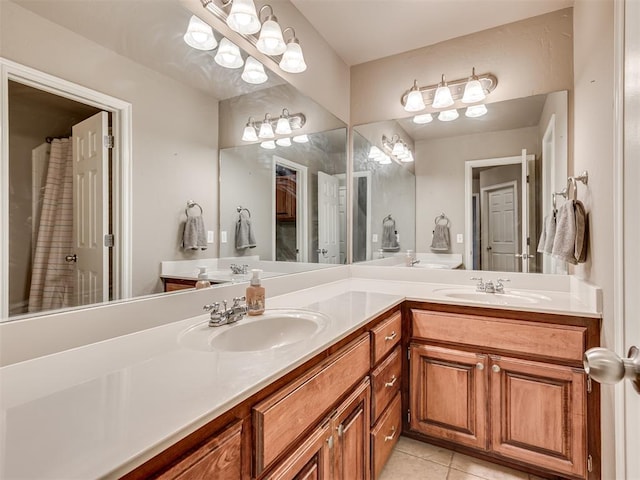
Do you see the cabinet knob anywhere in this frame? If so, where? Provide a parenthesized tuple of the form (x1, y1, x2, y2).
(476, 362, 484, 371)
(384, 426, 396, 442)
(384, 331, 397, 342)
(384, 375, 398, 388)
(492, 364, 501, 373)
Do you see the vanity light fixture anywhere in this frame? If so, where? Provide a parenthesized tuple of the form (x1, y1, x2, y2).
(260, 140, 276, 149)
(242, 118, 258, 141)
(275, 109, 293, 135)
(378, 153, 392, 165)
(225, 0, 261, 34)
(292, 134, 309, 143)
(275, 137, 292, 147)
(382, 134, 414, 164)
(438, 109, 459, 122)
(241, 110, 306, 142)
(214, 38, 244, 68)
(256, 5, 286, 55)
(184, 15, 218, 51)
(465, 104, 488, 118)
(258, 114, 275, 138)
(279, 28, 307, 73)
(413, 113, 433, 124)
(368, 146, 384, 160)
(241, 56, 268, 84)
(400, 69, 497, 112)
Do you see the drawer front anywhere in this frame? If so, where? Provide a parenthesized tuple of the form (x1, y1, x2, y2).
(371, 346, 402, 424)
(253, 334, 370, 475)
(412, 310, 587, 363)
(371, 311, 402, 365)
(371, 392, 402, 480)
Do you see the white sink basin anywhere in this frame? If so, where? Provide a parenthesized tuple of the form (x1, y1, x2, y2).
(178, 309, 329, 353)
(434, 288, 551, 305)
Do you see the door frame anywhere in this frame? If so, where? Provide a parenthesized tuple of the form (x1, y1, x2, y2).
(338, 171, 371, 261)
(271, 155, 308, 262)
(541, 115, 556, 274)
(0, 58, 132, 318)
(480, 181, 518, 271)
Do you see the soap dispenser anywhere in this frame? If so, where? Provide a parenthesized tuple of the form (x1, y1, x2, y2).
(246, 269, 265, 315)
(195, 266, 211, 289)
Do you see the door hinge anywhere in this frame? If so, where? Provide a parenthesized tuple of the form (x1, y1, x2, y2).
(408, 348, 411, 360)
(327, 435, 334, 449)
(104, 135, 114, 149)
(587, 376, 592, 393)
(527, 237, 531, 246)
(526, 174, 530, 183)
(587, 454, 593, 472)
(104, 234, 114, 248)
(337, 424, 344, 437)
(407, 409, 411, 424)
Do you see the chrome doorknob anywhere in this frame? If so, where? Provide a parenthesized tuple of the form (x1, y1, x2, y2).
(65, 254, 77, 263)
(583, 346, 640, 393)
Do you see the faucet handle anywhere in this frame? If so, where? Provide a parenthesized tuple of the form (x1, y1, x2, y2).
(232, 296, 246, 306)
(497, 278, 510, 284)
(496, 278, 510, 292)
(203, 302, 220, 313)
(471, 277, 485, 292)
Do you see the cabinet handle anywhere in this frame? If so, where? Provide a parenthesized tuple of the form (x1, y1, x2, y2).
(492, 364, 501, 373)
(384, 331, 397, 342)
(476, 362, 484, 371)
(384, 426, 396, 442)
(384, 375, 397, 388)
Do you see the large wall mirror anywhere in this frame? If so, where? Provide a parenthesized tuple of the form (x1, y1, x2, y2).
(353, 90, 568, 274)
(0, 0, 346, 321)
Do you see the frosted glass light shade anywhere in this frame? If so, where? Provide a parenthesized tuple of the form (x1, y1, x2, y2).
(432, 84, 454, 108)
(241, 57, 268, 84)
(292, 134, 309, 143)
(242, 124, 258, 141)
(260, 140, 276, 149)
(276, 137, 292, 147)
(378, 154, 392, 165)
(391, 141, 404, 156)
(184, 16, 217, 51)
(257, 19, 286, 55)
(438, 109, 459, 122)
(368, 146, 383, 160)
(227, 0, 261, 34)
(462, 79, 486, 103)
(413, 113, 433, 124)
(404, 81, 426, 113)
(258, 120, 275, 139)
(280, 41, 307, 73)
(465, 104, 488, 118)
(214, 38, 244, 69)
(275, 117, 292, 135)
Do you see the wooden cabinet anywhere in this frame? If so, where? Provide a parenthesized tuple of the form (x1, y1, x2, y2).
(371, 393, 402, 480)
(157, 421, 242, 480)
(276, 175, 296, 222)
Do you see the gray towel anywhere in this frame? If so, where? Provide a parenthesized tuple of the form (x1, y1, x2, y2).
(551, 200, 588, 264)
(430, 224, 450, 251)
(235, 212, 256, 250)
(537, 213, 557, 254)
(381, 216, 399, 251)
(183, 215, 207, 250)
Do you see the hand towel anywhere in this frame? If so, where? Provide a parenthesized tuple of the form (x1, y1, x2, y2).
(551, 200, 588, 264)
(537, 213, 557, 254)
(430, 224, 451, 251)
(381, 216, 400, 252)
(235, 211, 256, 250)
(183, 215, 207, 250)
(574, 200, 588, 263)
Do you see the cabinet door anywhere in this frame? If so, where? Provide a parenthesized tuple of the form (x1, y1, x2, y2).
(332, 378, 371, 480)
(157, 421, 242, 480)
(409, 344, 488, 450)
(489, 356, 587, 478)
(266, 421, 332, 480)
(276, 175, 296, 221)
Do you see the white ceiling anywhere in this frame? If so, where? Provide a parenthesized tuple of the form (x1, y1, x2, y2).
(291, 0, 574, 66)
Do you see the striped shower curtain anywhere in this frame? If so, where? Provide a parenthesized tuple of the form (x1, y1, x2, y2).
(28, 138, 74, 312)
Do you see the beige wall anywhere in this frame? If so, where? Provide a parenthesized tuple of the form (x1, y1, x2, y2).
(573, 0, 616, 478)
(1, 2, 220, 298)
(350, 8, 574, 125)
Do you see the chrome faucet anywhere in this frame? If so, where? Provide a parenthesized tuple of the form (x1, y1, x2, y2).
(495, 278, 510, 294)
(410, 259, 421, 266)
(470, 277, 509, 294)
(230, 264, 248, 275)
(203, 296, 248, 327)
(471, 277, 485, 292)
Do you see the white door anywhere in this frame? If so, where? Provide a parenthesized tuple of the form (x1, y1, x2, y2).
(72, 112, 109, 306)
(520, 149, 536, 273)
(482, 183, 518, 272)
(317, 171, 339, 264)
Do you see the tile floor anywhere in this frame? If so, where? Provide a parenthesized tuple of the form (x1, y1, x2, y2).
(379, 437, 546, 480)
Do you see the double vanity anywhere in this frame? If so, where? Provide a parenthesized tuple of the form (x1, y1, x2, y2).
(0, 267, 602, 480)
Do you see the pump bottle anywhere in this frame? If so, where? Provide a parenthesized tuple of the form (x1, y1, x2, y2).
(246, 269, 265, 315)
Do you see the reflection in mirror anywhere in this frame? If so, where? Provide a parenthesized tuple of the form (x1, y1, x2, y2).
(353, 91, 568, 274)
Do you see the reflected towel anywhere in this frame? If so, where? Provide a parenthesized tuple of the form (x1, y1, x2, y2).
(430, 224, 450, 251)
(235, 212, 256, 250)
(575, 200, 588, 263)
(183, 215, 207, 250)
(537, 213, 557, 254)
(551, 200, 588, 264)
(381, 216, 399, 251)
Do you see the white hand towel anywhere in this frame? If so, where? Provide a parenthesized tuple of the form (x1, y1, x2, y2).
(381, 216, 399, 251)
(235, 211, 256, 250)
(537, 213, 557, 254)
(551, 200, 588, 265)
(430, 224, 451, 251)
(183, 215, 207, 250)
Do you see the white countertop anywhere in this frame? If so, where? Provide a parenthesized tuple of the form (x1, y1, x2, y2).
(0, 276, 600, 479)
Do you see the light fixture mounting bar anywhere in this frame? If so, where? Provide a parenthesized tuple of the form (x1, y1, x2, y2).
(400, 72, 497, 108)
(251, 112, 307, 131)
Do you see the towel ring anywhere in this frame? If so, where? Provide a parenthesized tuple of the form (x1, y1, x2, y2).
(434, 213, 450, 227)
(185, 200, 203, 217)
(237, 206, 251, 218)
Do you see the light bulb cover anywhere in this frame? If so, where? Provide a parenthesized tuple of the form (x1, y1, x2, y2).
(465, 104, 488, 118)
(378, 154, 392, 165)
(391, 141, 404, 156)
(260, 140, 276, 149)
(276, 137, 292, 147)
(257, 15, 286, 55)
(432, 76, 454, 109)
(368, 146, 383, 160)
(280, 40, 307, 73)
(438, 109, 459, 122)
(462, 68, 486, 103)
(275, 116, 292, 135)
(413, 113, 433, 124)
(184, 16, 217, 51)
(226, 0, 261, 34)
(258, 115, 275, 139)
(242, 123, 258, 141)
(404, 80, 426, 112)
(214, 38, 244, 69)
(241, 56, 268, 84)
(292, 134, 309, 143)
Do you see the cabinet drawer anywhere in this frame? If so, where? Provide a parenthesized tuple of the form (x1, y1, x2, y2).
(371, 312, 402, 365)
(412, 310, 587, 363)
(253, 334, 370, 475)
(371, 392, 402, 480)
(371, 346, 401, 424)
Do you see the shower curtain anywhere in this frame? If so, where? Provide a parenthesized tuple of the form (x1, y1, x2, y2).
(28, 138, 74, 312)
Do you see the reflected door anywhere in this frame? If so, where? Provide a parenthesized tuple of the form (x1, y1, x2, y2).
(317, 171, 339, 264)
(72, 111, 109, 306)
(482, 183, 517, 272)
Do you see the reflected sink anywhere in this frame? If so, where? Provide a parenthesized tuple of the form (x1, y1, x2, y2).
(178, 309, 329, 353)
(434, 288, 551, 305)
